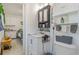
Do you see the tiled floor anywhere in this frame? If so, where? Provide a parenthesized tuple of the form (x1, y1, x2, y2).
(3, 39, 24, 55)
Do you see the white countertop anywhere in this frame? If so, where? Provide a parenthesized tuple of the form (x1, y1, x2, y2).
(30, 33, 44, 38)
(29, 33, 45, 37)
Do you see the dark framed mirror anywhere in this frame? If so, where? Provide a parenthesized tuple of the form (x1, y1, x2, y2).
(38, 5, 50, 29)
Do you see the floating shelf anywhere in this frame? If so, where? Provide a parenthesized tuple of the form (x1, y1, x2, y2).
(54, 41, 76, 49)
(55, 23, 78, 25)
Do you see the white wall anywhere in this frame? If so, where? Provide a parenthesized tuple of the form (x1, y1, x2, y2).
(23, 4, 38, 54)
(5, 15, 22, 38)
(53, 3, 79, 16)
(53, 3, 79, 54)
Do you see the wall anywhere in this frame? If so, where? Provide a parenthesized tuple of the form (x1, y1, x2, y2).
(53, 3, 79, 16)
(23, 4, 38, 54)
(53, 3, 79, 54)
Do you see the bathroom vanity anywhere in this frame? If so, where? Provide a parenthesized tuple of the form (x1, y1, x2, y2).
(27, 33, 50, 55)
(27, 4, 51, 55)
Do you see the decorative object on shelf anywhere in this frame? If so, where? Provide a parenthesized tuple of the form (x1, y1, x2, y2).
(61, 17, 64, 23)
(70, 24, 78, 33)
(66, 25, 70, 33)
(16, 29, 23, 39)
(56, 25, 62, 31)
(55, 23, 78, 33)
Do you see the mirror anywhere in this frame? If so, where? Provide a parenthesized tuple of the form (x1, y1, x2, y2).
(44, 9, 48, 22)
(39, 11, 42, 22)
(38, 5, 50, 29)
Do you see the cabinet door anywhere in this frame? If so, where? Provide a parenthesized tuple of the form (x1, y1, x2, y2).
(37, 37, 43, 55)
(43, 42, 50, 54)
(31, 36, 38, 55)
(27, 35, 33, 55)
(31, 37, 43, 55)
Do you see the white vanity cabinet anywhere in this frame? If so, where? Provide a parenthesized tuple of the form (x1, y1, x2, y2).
(27, 33, 50, 55)
(27, 34, 44, 55)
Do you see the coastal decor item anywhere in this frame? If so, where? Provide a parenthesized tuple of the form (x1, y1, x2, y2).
(70, 24, 78, 33)
(56, 25, 62, 31)
(61, 17, 64, 23)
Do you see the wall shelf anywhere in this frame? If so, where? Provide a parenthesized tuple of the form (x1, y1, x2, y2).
(54, 41, 76, 49)
(55, 23, 78, 25)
